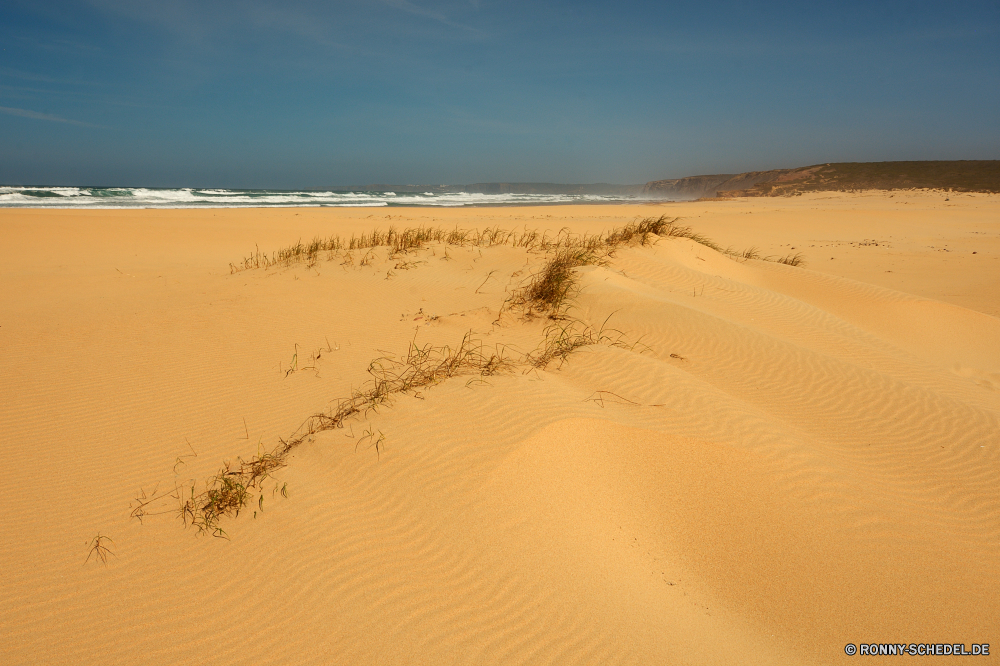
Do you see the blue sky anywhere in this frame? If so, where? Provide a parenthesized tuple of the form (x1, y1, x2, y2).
(2, 0, 998, 187)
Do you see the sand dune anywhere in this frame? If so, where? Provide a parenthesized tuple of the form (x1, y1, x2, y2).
(1, 192, 997, 665)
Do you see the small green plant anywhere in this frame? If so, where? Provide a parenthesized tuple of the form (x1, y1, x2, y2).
(283, 343, 299, 377)
(177, 446, 286, 537)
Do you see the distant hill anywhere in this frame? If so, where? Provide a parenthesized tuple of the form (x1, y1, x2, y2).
(642, 170, 787, 199)
(643, 161, 1000, 199)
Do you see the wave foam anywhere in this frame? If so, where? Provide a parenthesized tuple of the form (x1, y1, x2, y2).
(0, 186, 648, 208)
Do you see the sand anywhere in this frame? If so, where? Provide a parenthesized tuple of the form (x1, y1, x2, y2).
(1, 191, 997, 665)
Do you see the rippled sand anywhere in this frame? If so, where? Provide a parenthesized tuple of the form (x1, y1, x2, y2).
(2, 192, 997, 665)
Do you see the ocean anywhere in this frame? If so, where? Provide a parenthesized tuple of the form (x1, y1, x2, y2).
(0, 186, 650, 208)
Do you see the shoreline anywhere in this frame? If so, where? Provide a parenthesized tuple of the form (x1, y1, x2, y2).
(3, 184, 994, 211)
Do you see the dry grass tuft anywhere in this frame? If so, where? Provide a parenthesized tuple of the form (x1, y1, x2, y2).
(176, 447, 286, 537)
(505, 247, 603, 316)
(660, 221, 726, 252)
(85, 534, 115, 565)
(526, 315, 638, 369)
(657, 220, 809, 267)
(175, 331, 520, 535)
(775, 252, 806, 266)
(503, 216, 676, 317)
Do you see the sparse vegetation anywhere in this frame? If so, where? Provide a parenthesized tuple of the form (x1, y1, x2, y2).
(169, 331, 518, 535)
(231, 225, 516, 273)
(230, 216, 676, 274)
(230, 216, 799, 276)
(152, 217, 805, 536)
(167, 317, 635, 535)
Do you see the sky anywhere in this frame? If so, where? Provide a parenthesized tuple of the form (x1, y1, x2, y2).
(1, 0, 998, 188)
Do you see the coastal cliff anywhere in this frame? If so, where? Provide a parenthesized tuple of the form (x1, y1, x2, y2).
(644, 161, 1000, 199)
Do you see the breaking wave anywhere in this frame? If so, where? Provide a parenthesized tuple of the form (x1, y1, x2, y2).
(0, 186, 646, 208)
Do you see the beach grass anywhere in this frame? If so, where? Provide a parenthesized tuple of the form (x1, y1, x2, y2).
(230, 215, 801, 274)
(172, 217, 805, 535)
(775, 252, 805, 266)
(85, 534, 115, 565)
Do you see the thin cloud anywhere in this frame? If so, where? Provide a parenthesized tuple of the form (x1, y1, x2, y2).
(381, 0, 480, 33)
(244, 3, 354, 50)
(0, 67, 100, 87)
(0, 105, 104, 128)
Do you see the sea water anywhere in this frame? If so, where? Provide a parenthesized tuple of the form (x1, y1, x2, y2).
(0, 186, 647, 208)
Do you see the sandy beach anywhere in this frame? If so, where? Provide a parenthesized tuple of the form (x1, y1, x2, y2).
(1, 190, 998, 665)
